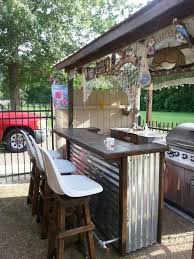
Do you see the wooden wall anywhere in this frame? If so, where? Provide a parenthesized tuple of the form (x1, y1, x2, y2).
(55, 89, 139, 136)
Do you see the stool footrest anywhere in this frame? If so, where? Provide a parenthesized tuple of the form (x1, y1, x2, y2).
(58, 223, 95, 239)
(58, 196, 89, 208)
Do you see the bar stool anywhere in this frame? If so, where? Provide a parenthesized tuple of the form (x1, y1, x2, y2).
(20, 129, 62, 160)
(20, 130, 37, 207)
(29, 135, 76, 238)
(41, 148, 103, 259)
(29, 136, 76, 175)
(21, 130, 76, 216)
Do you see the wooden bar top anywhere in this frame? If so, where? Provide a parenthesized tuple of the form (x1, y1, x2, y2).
(53, 128, 168, 159)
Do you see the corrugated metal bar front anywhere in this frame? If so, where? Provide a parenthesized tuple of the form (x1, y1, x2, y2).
(70, 144, 120, 243)
(127, 153, 160, 253)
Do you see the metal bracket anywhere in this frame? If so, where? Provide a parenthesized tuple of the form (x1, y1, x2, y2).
(93, 232, 119, 253)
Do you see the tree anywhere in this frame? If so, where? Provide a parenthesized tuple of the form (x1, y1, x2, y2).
(0, 0, 142, 108)
(140, 85, 194, 112)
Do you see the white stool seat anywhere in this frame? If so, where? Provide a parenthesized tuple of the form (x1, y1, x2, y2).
(28, 136, 75, 175)
(20, 130, 36, 159)
(58, 175, 103, 197)
(40, 148, 103, 198)
(55, 159, 76, 174)
(48, 150, 62, 159)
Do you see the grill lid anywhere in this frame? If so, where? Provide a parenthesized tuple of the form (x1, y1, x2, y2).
(166, 123, 194, 151)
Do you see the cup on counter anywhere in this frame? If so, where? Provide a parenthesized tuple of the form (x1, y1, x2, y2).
(104, 137, 115, 150)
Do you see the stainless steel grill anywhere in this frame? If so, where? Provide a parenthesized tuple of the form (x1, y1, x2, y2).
(165, 123, 194, 216)
(166, 123, 194, 152)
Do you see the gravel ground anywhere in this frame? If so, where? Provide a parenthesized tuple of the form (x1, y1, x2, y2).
(0, 183, 193, 259)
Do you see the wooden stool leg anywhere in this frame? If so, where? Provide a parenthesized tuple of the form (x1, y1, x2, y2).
(83, 201, 96, 259)
(32, 166, 40, 215)
(27, 177, 34, 204)
(36, 194, 41, 223)
(47, 198, 57, 259)
(77, 205, 87, 257)
(37, 177, 45, 224)
(27, 161, 35, 204)
(56, 202, 65, 259)
(41, 181, 50, 239)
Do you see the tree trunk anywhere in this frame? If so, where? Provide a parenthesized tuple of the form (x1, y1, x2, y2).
(7, 62, 20, 110)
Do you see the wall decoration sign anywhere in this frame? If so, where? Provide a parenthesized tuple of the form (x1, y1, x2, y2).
(69, 69, 77, 80)
(96, 57, 111, 76)
(82, 68, 95, 103)
(111, 53, 116, 69)
(82, 46, 148, 102)
(51, 84, 68, 109)
(173, 18, 192, 47)
(138, 46, 151, 88)
(147, 37, 157, 56)
(113, 50, 137, 72)
(147, 31, 176, 57)
(147, 17, 192, 58)
(84, 50, 138, 81)
(109, 48, 138, 76)
(84, 67, 96, 81)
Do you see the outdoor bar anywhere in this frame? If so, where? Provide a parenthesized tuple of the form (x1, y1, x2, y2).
(52, 0, 194, 256)
(53, 127, 167, 255)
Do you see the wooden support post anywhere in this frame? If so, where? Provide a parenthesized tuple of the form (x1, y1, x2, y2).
(119, 157, 128, 256)
(136, 87, 141, 126)
(146, 82, 153, 125)
(67, 77, 74, 128)
(66, 77, 74, 160)
(50, 96, 55, 150)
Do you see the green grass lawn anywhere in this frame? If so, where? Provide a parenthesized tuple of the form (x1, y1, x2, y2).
(140, 111, 194, 124)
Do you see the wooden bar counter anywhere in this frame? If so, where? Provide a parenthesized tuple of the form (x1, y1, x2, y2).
(53, 128, 168, 256)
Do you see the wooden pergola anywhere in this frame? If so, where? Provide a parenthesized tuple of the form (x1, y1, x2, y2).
(52, 1, 194, 255)
(54, 0, 194, 127)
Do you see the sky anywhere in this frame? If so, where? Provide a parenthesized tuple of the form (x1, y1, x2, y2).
(114, 0, 150, 23)
(71, 0, 152, 52)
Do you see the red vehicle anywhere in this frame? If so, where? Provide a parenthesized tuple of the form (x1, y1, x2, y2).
(0, 104, 46, 152)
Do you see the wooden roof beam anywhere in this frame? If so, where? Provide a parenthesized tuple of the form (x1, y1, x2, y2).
(54, 0, 194, 71)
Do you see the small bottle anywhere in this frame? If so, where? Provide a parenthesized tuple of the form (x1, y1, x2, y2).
(144, 123, 149, 135)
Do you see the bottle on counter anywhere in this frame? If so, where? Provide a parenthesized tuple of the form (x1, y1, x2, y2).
(144, 123, 149, 135)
